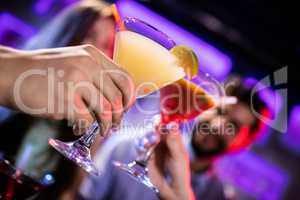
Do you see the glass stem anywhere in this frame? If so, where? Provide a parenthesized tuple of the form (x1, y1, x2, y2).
(135, 114, 161, 165)
(135, 129, 161, 166)
(75, 121, 100, 148)
(135, 116, 178, 166)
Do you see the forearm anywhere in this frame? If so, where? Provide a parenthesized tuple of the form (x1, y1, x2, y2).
(0, 46, 30, 107)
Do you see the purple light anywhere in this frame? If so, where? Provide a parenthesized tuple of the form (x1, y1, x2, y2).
(0, 12, 36, 47)
(34, 0, 79, 15)
(215, 151, 289, 200)
(63, 0, 78, 5)
(244, 77, 282, 116)
(282, 105, 300, 154)
(34, 0, 55, 15)
(123, 17, 176, 49)
(0, 107, 11, 123)
(244, 77, 258, 88)
(243, 77, 284, 145)
(117, 0, 232, 80)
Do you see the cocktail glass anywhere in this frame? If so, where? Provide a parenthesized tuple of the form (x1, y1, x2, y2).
(48, 15, 185, 176)
(112, 17, 224, 193)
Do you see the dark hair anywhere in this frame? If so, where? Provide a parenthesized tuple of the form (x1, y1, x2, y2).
(24, 4, 100, 50)
(224, 76, 268, 132)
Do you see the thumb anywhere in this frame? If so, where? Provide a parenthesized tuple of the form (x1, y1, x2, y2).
(164, 123, 186, 159)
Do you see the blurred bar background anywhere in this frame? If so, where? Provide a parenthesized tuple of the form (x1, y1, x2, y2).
(0, 0, 298, 199)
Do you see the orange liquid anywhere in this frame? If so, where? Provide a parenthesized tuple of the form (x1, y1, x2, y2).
(160, 79, 215, 124)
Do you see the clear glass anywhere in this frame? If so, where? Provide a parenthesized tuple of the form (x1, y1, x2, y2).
(48, 121, 100, 176)
(112, 17, 224, 194)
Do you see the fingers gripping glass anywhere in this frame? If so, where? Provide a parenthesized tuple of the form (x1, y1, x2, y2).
(48, 15, 188, 176)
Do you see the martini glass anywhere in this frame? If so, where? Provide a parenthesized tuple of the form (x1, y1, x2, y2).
(112, 17, 224, 194)
(48, 121, 100, 175)
(48, 16, 186, 176)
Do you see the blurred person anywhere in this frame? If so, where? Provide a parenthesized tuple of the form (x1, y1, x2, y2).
(78, 76, 271, 200)
(0, 1, 136, 199)
(184, 76, 271, 199)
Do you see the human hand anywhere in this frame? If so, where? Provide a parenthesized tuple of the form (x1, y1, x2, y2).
(0, 45, 135, 136)
(148, 125, 195, 200)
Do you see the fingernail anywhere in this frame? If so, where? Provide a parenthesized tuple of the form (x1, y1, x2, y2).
(158, 124, 168, 134)
(166, 122, 178, 129)
(111, 126, 119, 132)
(73, 120, 89, 136)
(166, 122, 179, 133)
(100, 123, 112, 137)
(73, 123, 81, 136)
(112, 119, 122, 131)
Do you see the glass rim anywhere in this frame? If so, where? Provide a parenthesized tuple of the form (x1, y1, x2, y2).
(116, 16, 176, 49)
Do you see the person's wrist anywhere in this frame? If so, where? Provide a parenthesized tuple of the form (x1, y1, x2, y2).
(183, 186, 195, 200)
(172, 181, 194, 200)
(0, 49, 34, 107)
(158, 186, 193, 200)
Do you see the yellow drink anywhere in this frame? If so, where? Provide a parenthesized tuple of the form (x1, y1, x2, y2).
(113, 30, 185, 97)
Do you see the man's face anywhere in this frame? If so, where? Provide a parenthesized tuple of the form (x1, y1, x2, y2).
(191, 102, 255, 159)
(191, 114, 235, 158)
